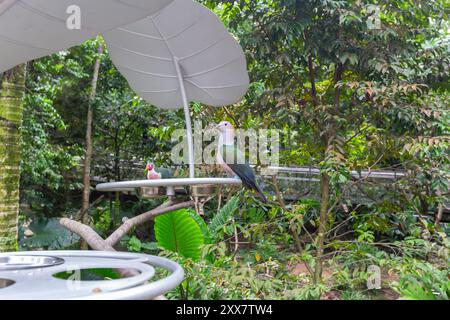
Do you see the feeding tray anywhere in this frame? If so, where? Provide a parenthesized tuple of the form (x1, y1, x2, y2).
(0, 255, 64, 271)
(190, 184, 217, 197)
(137, 187, 167, 199)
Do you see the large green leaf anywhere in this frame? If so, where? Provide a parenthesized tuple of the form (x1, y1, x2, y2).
(154, 209, 204, 260)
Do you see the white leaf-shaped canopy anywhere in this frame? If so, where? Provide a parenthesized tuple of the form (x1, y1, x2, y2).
(0, 0, 250, 178)
(103, 0, 249, 109)
(0, 0, 173, 72)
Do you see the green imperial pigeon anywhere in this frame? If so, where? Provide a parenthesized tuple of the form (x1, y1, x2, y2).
(216, 121, 267, 203)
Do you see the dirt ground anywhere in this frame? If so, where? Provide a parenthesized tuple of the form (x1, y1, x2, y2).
(288, 262, 400, 300)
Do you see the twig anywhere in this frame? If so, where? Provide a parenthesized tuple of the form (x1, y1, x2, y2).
(196, 196, 213, 217)
(217, 185, 223, 215)
(233, 220, 239, 263)
(223, 106, 240, 127)
(343, 125, 369, 147)
(325, 215, 354, 236)
(272, 175, 286, 209)
(76, 195, 105, 221)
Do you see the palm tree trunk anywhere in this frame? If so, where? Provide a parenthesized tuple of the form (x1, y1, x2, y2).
(0, 64, 27, 252)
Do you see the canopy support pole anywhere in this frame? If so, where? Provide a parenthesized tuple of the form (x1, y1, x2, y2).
(174, 57, 195, 178)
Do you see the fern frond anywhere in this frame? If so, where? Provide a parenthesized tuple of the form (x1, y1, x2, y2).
(208, 196, 239, 240)
(189, 209, 212, 244)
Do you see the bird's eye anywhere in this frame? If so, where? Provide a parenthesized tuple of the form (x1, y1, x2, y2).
(225, 123, 228, 126)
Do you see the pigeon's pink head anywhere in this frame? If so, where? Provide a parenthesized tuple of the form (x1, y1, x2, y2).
(145, 163, 154, 172)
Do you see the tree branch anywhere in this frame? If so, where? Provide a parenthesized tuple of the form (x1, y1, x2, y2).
(60, 218, 114, 251)
(60, 199, 195, 284)
(308, 55, 319, 106)
(105, 200, 195, 246)
(61, 200, 195, 249)
(76, 195, 105, 221)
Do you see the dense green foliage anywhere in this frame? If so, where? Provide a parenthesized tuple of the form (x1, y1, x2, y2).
(2, 0, 448, 300)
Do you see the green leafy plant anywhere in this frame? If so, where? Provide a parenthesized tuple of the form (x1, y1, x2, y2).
(395, 261, 449, 300)
(91, 205, 111, 236)
(154, 209, 204, 260)
(127, 235, 142, 252)
(126, 235, 159, 253)
(208, 196, 239, 241)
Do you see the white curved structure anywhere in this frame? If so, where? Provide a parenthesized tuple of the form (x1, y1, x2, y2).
(104, 0, 249, 109)
(0, 0, 250, 179)
(0, 251, 184, 300)
(0, 0, 174, 73)
(104, 0, 249, 177)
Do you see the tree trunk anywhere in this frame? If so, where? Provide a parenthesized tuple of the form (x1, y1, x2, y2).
(312, 59, 343, 283)
(80, 44, 103, 249)
(314, 172, 330, 283)
(0, 65, 27, 252)
(435, 204, 443, 228)
(113, 131, 121, 229)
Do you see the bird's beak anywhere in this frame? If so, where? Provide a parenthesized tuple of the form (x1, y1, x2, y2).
(215, 123, 221, 129)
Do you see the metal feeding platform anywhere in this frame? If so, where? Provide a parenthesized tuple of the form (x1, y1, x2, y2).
(96, 178, 242, 198)
(0, 251, 184, 300)
(96, 177, 242, 191)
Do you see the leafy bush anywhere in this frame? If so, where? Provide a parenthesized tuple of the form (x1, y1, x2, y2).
(126, 235, 159, 253)
(395, 261, 449, 300)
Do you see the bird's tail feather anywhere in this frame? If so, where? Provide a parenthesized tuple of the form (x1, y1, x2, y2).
(240, 174, 268, 203)
(254, 184, 267, 203)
